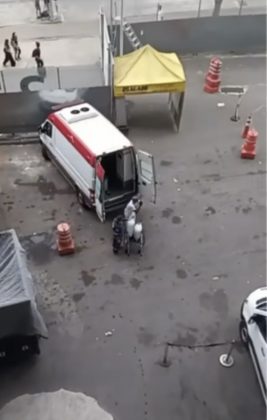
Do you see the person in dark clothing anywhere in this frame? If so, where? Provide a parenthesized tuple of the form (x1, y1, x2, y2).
(3, 39, 16, 67)
(35, 0, 42, 18)
(32, 41, 44, 68)
(44, 0, 49, 12)
(11, 32, 21, 61)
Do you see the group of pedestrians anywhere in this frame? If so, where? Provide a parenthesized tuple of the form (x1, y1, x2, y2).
(3, 33, 21, 67)
(3, 36, 44, 69)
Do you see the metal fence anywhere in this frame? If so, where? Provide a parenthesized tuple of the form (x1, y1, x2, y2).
(109, 0, 266, 23)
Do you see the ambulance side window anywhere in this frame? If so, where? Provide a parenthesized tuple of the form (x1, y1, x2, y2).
(43, 121, 53, 138)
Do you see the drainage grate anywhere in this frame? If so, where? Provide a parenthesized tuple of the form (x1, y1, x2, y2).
(220, 85, 248, 95)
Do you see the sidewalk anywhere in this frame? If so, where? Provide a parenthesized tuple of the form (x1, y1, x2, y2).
(0, 37, 100, 69)
(0, 0, 101, 68)
(0, 0, 102, 26)
(0, 22, 100, 69)
(0, 21, 98, 40)
(1, 0, 265, 28)
(0, 20, 100, 69)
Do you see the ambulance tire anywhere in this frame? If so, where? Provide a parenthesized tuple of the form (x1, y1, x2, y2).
(41, 145, 50, 161)
(76, 188, 87, 208)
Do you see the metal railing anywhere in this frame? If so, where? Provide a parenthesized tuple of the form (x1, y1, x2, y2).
(109, 0, 266, 23)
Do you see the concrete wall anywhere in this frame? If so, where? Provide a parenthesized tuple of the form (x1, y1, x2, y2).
(0, 86, 111, 133)
(0, 65, 103, 94)
(121, 15, 266, 55)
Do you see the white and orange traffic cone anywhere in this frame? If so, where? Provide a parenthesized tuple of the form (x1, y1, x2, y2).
(57, 222, 75, 255)
(204, 57, 222, 94)
(241, 128, 258, 160)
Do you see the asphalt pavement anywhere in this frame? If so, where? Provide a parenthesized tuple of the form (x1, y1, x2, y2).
(0, 55, 266, 419)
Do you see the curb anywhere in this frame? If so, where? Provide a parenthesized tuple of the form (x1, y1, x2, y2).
(0, 132, 39, 145)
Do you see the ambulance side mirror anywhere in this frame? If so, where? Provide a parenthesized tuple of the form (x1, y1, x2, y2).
(40, 126, 47, 134)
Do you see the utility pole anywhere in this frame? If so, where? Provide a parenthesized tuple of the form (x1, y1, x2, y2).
(238, 0, 244, 15)
(197, 0, 202, 17)
(110, 0, 114, 46)
(212, 0, 223, 17)
(119, 0, 124, 56)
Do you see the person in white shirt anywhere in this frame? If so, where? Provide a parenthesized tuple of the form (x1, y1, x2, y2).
(156, 3, 164, 21)
(124, 196, 143, 220)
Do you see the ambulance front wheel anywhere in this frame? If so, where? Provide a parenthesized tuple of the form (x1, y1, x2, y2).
(76, 189, 87, 208)
(41, 145, 50, 161)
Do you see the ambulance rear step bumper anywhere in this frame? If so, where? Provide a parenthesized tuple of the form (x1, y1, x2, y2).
(105, 192, 135, 213)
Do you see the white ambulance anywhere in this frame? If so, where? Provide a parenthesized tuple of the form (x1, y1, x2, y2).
(39, 103, 157, 221)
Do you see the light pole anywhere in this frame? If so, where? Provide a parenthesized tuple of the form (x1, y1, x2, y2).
(119, 0, 124, 56)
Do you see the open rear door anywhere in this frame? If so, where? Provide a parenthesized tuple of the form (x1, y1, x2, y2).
(137, 150, 157, 204)
(95, 160, 106, 222)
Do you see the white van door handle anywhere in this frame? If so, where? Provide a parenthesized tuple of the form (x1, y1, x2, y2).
(261, 347, 265, 357)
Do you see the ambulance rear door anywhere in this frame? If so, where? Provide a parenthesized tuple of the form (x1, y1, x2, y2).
(136, 150, 157, 204)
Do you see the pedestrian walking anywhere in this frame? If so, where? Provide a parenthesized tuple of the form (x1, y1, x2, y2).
(3, 39, 16, 67)
(11, 32, 21, 61)
(44, 0, 49, 12)
(35, 0, 42, 18)
(156, 3, 164, 21)
(44, 0, 53, 19)
(32, 41, 44, 68)
(54, 0, 59, 14)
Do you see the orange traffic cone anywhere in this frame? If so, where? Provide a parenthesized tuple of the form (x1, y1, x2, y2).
(241, 115, 252, 139)
(241, 128, 258, 159)
(204, 57, 222, 94)
(57, 222, 75, 255)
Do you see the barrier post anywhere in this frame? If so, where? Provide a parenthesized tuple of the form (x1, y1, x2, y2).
(159, 343, 171, 367)
(219, 340, 235, 367)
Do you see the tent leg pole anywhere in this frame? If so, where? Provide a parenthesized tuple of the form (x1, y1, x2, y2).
(176, 92, 185, 133)
(119, 0, 124, 55)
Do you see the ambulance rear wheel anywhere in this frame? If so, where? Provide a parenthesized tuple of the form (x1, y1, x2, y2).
(41, 145, 50, 161)
(76, 189, 87, 208)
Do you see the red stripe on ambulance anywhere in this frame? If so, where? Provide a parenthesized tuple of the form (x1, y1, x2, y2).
(48, 113, 96, 166)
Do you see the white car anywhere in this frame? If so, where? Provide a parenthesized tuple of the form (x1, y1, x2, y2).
(240, 287, 267, 404)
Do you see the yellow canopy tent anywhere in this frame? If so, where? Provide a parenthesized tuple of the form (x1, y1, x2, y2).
(114, 44, 186, 97)
(113, 44, 186, 132)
